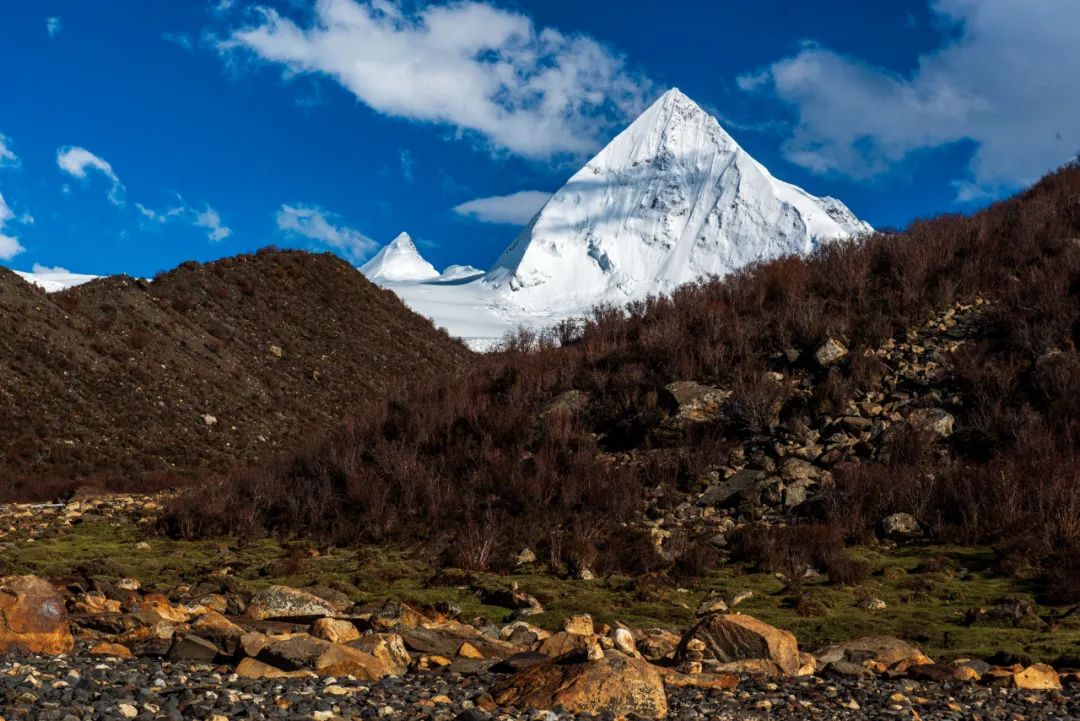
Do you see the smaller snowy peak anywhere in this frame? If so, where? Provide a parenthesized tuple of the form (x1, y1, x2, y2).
(360, 233, 440, 283)
(440, 264, 484, 281)
(13, 268, 99, 292)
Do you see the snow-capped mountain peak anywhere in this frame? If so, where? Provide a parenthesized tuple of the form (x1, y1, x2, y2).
(360, 232, 440, 282)
(485, 87, 871, 311)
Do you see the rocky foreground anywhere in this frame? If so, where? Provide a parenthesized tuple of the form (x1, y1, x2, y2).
(1, 569, 1077, 721)
(5, 655, 1079, 721)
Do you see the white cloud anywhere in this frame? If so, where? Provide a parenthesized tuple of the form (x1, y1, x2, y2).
(220, 0, 650, 159)
(739, 0, 1080, 197)
(0, 193, 26, 261)
(137, 195, 232, 242)
(276, 203, 377, 262)
(195, 206, 232, 241)
(46, 17, 62, 38)
(56, 146, 125, 205)
(31, 263, 70, 275)
(0, 132, 19, 169)
(453, 190, 551, 225)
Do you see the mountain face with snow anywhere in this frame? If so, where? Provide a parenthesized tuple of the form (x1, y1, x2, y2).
(485, 88, 871, 311)
(359, 233, 440, 282)
(18, 89, 871, 350)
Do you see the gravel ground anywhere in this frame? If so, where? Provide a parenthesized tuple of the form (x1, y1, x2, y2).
(2, 656, 1077, 721)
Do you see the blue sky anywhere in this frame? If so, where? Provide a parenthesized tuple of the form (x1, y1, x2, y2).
(1, 0, 1077, 277)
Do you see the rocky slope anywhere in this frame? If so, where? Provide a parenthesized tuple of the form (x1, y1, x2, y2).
(0, 249, 470, 494)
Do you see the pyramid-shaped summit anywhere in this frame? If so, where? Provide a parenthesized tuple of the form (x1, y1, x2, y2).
(486, 88, 871, 312)
(360, 232, 440, 282)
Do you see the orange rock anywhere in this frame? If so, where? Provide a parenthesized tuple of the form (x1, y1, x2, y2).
(493, 650, 668, 719)
(0, 576, 74, 655)
(350, 633, 411, 676)
(315, 644, 398, 680)
(658, 667, 739, 690)
(235, 657, 315, 680)
(678, 614, 800, 676)
(87, 642, 133, 658)
(1012, 664, 1062, 690)
(310, 618, 361, 644)
(458, 641, 484, 659)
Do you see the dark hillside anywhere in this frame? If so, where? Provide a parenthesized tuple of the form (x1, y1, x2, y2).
(0, 250, 470, 496)
(164, 162, 1080, 602)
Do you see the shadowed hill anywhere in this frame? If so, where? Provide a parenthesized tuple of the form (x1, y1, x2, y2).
(0, 249, 471, 495)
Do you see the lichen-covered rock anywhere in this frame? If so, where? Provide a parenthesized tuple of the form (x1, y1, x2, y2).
(659, 381, 731, 426)
(815, 636, 932, 670)
(492, 650, 668, 719)
(0, 576, 74, 655)
(310, 618, 361, 644)
(244, 585, 342, 621)
(677, 614, 800, 676)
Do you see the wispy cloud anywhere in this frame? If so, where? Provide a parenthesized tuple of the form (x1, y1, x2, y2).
(162, 32, 195, 51)
(0, 132, 19, 169)
(453, 190, 551, 225)
(0, 193, 26, 261)
(276, 204, 377, 262)
(738, 0, 1080, 198)
(218, 0, 652, 159)
(56, 146, 125, 205)
(399, 149, 414, 183)
(137, 194, 232, 242)
(46, 17, 62, 39)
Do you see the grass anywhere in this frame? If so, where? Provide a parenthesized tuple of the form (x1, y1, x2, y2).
(7, 517, 1080, 663)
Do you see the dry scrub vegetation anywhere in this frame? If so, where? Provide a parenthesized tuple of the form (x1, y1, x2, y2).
(160, 162, 1080, 601)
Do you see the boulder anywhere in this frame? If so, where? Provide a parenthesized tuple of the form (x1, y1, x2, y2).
(191, 611, 245, 655)
(906, 408, 955, 438)
(235, 657, 315, 680)
(315, 644, 398, 680)
(677, 614, 800, 676)
(658, 668, 739, 690)
(611, 628, 637, 657)
(696, 469, 764, 508)
(659, 382, 731, 426)
(257, 634, 332, 671)
(562, 614, 594, 636)
(637, 629, 681, 662)
(310, 618, 361, 644)
(166, 634, 221, 662)
(815, 636, 932, 670)
(0, 576, 75, 655)
(695, 597, 728, 616)
(130, 593, 191, 623)
(349, 633, 411, 676)
(245, 585, 342, 621)
(71, 592, 122, 615)
(492, 650, 668, 720)
(881, 513, 922, 540)
(538, 631, 595, 658)
(398, 622, 519, 661)
(1011, 664, 1062, 690)
(86, 642, 133, 659)
(814, 338, 849, 368)
(500, 621, 551, 648)
(115, 620, 177, 657)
